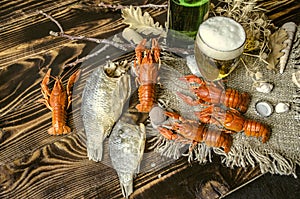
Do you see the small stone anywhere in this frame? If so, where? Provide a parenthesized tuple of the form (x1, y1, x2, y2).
(255, 101, 273, 117)
(255, 82, 274, 93)
(275, 102, 290, 113)
(149, 106, 166, 128)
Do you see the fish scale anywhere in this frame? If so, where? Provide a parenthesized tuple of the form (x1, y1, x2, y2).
(81, 65, 131, 162)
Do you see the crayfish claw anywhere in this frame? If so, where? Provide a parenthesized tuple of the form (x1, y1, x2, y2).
(135, 39, 147, 66)
(151, 38, 160, 63)
(177, 91, 204, 106)
(40, 68, 52, 97)
(66, 69, 81, 96)
(179, 75, 205, 85)
(164, 111, 181, 120)
(157, 126, 178, 140)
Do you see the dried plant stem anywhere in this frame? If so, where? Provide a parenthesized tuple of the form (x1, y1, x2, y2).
(241, 58, 256, 79)
(38, 10, 191, 59)
(49, 31, 132, 51)
(243, 52, 269, 65)
(38, 10, 64, 33)
(241, 57, 263, 84)
(241, 58, 252, 72)
(97, 2, 168, 10)
(39, 10, 133, 51)
(63, 44, 110, 69)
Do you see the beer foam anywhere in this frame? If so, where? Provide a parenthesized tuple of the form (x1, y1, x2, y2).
(196, 16, 245, 60)
(199, 16, 245, 51)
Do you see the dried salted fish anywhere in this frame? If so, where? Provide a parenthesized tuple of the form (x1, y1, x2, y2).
(81, 62, 131, 162)
(280, 22, 297, 74)
(109, 120, 146, 198)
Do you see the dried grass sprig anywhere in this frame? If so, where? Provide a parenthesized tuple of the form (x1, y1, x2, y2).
(212, 0, 273, 57)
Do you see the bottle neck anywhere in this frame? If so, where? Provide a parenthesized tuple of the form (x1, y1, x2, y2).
(173, 0, 209, 7)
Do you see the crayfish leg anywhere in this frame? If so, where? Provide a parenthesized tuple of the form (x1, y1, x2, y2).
(63, 126, 71, 134)
(188, 141, 198, 153)
(37, 98, 52, 111)
(66, 70, 81, 109)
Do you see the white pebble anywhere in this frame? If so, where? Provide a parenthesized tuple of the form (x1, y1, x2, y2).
(149, 106, 166, 129)
(275, 102, 290, 113)
(255, 101, 273, 117)
(255, 82, 274, 93)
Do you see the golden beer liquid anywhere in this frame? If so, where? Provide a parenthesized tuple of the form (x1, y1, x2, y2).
(194, 45, 241, 80)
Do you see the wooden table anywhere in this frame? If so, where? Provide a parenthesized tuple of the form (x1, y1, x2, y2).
(0, 0, 299, 198)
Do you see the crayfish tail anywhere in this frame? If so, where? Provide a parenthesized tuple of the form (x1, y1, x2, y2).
(203, 128, 233, 153)
(243, 120, 270, 143)
(136, 103, 153, 113)
(222, 134, 233, 153)
(136, 84, 156, 113)
(238, 92, 251, 113)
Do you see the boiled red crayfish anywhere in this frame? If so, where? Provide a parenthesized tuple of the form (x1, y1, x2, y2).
(196, 105, 270, 143)
(133, 38, 160, 113)
(178, 75, 250, 113)
(38, 69, 81, 135)
(157, 111, 233, 153)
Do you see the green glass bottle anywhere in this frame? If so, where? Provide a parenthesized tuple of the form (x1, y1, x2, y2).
(168, 0, 210, 38)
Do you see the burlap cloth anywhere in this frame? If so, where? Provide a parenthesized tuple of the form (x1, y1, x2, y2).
(151, 25, 300, 177)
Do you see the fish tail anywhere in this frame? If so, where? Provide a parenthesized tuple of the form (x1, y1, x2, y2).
(87, 140, 104, 162)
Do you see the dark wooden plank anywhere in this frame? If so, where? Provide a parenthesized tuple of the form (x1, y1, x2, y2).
(261, 0, 300, 25)
(224, 167, 300, 199)
(0, 0, 299, 198)
(0, 0, 166, 68)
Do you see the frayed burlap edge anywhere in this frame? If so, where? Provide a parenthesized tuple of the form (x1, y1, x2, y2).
(213, 142, 298, 178)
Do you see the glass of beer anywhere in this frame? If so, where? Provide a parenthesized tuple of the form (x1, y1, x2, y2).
(194, 16, 246, 81)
